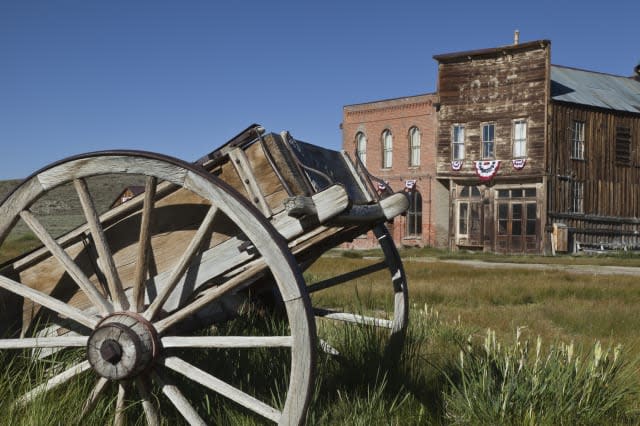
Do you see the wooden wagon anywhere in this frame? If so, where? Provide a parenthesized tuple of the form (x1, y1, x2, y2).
(0, 124, 409, 425)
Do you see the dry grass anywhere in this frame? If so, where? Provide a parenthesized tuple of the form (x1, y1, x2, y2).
(307, 255, 640, 350)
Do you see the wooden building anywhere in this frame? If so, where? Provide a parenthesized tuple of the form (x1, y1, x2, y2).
(434, 39, 640, 254)
(341, 94, 449, 248)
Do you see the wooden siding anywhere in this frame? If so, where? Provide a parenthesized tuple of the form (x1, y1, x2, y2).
(547, 102, 640, 248)
(436, 43, 549, 179)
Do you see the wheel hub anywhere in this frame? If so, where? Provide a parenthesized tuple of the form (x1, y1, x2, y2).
(87, 312, 159, 380)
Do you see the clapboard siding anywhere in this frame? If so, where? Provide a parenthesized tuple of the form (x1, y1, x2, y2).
(436, 41, 549, 179)
(548, 102, 640, 220)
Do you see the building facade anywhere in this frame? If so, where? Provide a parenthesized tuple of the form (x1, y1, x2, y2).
(434, 39, 640, 254)
(341, 94, 449, 248)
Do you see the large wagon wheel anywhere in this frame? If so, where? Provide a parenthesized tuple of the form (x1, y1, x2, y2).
(0, 151, 315, 425)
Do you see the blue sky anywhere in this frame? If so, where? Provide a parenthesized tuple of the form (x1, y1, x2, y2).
(1, 0, 639, 179)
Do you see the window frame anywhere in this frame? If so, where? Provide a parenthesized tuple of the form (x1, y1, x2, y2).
(409, 127, 421, 167)
(451, 124, 465, 161)
(481, 122, 495, 160)
(571, 181, 584, 213)
(405, 190, 422, 237)
(382, 129, 393, 168)
(355, 131, 367, 166)
(512, 119, 527, 159)
(571, 120, 585, 160)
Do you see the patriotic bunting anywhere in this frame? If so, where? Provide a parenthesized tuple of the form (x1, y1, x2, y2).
(512, 158, 526, 170)
(451, 160, 463, 171)
(474, 160, 500, 181)
(405, 179, 417, 189)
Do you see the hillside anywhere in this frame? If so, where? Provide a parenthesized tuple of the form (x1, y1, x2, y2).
(0, 174, 146, 241)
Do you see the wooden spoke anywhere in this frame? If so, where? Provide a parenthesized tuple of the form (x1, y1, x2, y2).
(145, 205, 219, 320)
(135, 377, 160, 426)
(74, 178, 129, 311)
(19, 210, 113, 315)
(306, 261, 388, 294)
(152, 369, 206, 426)
(81, 377, 109, 417)
(0, 275, 98, 329)
(132, 176, 157, 313)
(313, 308, 393, 329)
(17, 360, 91, 405)
(319, 339, 340, 356)
(0, 336, 88, 349)
(114, 383, 127, 426)
(161, 356, 281, 423)
(153, 258, 266, 334)
(161, 335, 292, 349)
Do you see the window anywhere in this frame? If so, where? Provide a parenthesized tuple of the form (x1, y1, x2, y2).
(356, 132, 367, 165)
(457, 185, 481, 239)
(382, 129, 393, 168)
(513, 120, 527, 158)
(406, 190, 422, 236)
(572, 181, 584, 213)
(616, 126, 631, 166)
(409, 127, 421, 166)
(452, 124, 465, 160)
(571, 121, 585, 160)
(482, 123, 495, 159)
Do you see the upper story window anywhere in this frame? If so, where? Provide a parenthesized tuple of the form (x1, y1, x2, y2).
(355, 132, 367, 166)
(571, 121, 585, 160)
(513, 119, 527, 158)
(409, 127, 421, 167)
(452, 124, 465, 160)
(482, 123, 495, 159)
(616, 126, 631, 166)
(382, 129, 393, 168)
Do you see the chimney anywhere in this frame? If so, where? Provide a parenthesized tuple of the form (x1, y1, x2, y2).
(514, 30, 520, 45)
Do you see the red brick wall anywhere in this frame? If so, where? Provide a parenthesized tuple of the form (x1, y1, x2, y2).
(341, 94, 448, 249)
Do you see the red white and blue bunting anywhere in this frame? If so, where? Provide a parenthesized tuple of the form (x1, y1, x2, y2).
(377, 181, 388, 191)
(474, 160, 500, 181)
(512, 158, 526, 170)
(405, 179, 417, 190)
(451, 160, 463, 171)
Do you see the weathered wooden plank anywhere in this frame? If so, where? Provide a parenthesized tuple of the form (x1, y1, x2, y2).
(228, 147, 272, 217)
(144, 205, 219, 320)
(152, 369, 207, 426)
(132, 176, 157, 312)
(75, 178, 129, 311)
(161, 356, 282, 423)
(161, 336, 293, 348)
(19, 209, 113, 315)
(0, 336, 88, 349)
(37, 156, 188, 190)
(17, 360, 91, 405)
(0, 274, 98, 329)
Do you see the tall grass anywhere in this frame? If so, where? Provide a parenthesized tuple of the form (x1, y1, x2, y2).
(1, 305, 638, 425)
(444, 329, 638, 425)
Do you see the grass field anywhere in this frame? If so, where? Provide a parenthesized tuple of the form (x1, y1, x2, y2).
(1, 244, 640, 424)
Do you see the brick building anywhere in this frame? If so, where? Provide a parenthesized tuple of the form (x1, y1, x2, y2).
(341, 94, 449, 248)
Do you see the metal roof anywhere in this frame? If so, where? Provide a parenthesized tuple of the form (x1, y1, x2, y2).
(551, 65, 640, 114)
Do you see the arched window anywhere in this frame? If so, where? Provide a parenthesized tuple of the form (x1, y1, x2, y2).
(382, 129, 393, 168)
(355, 132, 367, 165)
(406, 190, 422, 236)
(409, 127, 421, 166)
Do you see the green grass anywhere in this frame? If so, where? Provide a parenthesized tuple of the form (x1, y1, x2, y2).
(2, 253, 640, 424)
